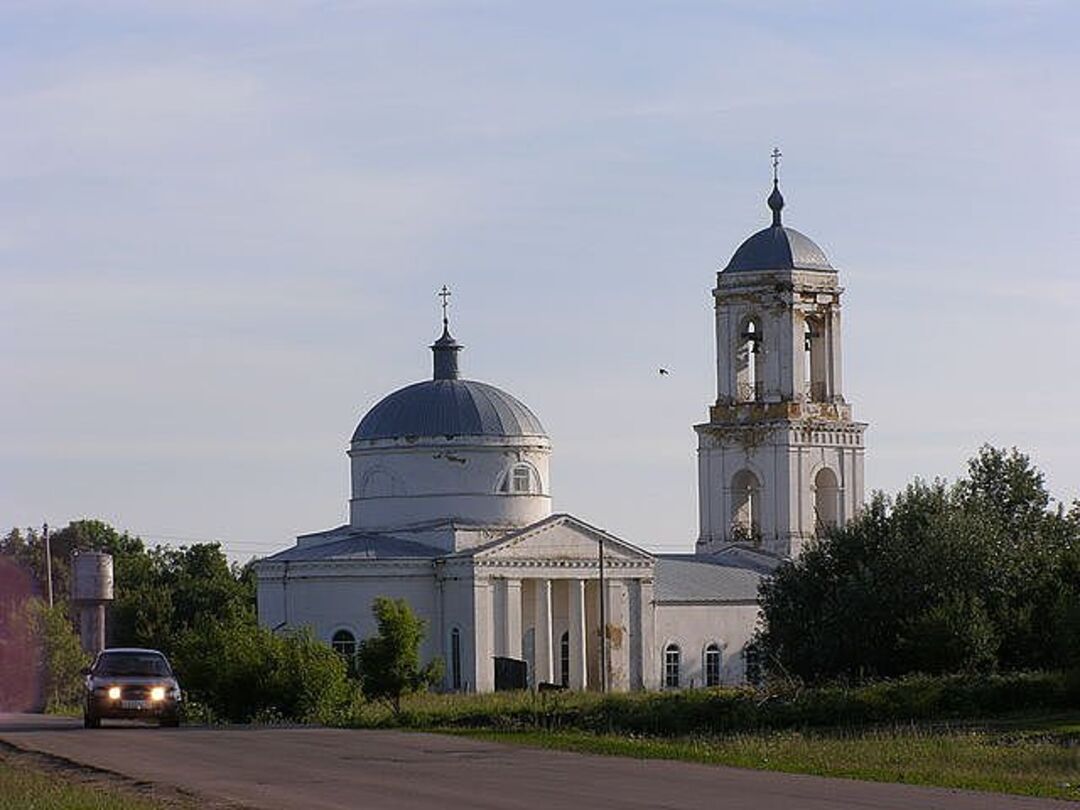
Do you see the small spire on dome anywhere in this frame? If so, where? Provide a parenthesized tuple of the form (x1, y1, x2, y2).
(437, 284, 453, 335)
(432, 284, 462, 379)
(768, 146, 784, 227)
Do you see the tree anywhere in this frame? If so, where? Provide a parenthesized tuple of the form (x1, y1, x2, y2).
(756, 445, 1080, 682)
(27, 599, 90, 711)
(356, 597, 443, 714)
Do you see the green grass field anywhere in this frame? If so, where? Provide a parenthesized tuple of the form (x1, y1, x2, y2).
(449, 714, 1080, 801)
(0, 759, 171, 810)
(341, 680, 1080, 801)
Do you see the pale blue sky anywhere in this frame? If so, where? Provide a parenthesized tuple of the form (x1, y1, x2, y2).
(3, 1, 1078, 559)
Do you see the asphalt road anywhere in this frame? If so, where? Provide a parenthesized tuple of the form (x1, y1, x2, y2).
(0, 713, 1071, 810)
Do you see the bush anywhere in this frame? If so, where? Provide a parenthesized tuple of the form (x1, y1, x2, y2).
(341, 671, 1078, 736)
(172, 616, 353, 724)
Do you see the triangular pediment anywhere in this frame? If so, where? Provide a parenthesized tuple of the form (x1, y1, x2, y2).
(470, 514, 653, 563)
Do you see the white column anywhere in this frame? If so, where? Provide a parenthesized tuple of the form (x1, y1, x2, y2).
(505, 578, 522, 660)
(568, 579, 587, 690)
(605, 578, 630, 691)
(533, 578, 553, 686)
(473, 579, 494, 693)
(494, 579, 508, 658)
(828, 305, 843, 399)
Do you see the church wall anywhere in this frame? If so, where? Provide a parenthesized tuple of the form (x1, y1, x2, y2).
(256, 565, 442, 666)
(438, 567, 481, 692)
(654, 602, 760, 687)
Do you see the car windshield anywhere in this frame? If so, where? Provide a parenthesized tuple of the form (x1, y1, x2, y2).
(94, 653, 171, 677)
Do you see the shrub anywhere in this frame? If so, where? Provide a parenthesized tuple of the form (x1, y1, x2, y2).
(172, 616, 353, 723)
(341, 671, 1078, 736)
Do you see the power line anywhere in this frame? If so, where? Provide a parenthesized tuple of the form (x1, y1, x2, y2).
(131, 533, 284, 553)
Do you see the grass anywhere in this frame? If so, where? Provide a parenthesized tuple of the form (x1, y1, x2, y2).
(448, 714, 1080, 801)
(336, 676, 1080, 801)
(0, 759, 172, 810)
(344, 672, 1080, 735)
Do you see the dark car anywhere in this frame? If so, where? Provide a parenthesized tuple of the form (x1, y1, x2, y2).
(83, 648, 182, 728)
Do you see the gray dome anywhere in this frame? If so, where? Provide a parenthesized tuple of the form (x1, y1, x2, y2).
(353, 379, 547, 442)
(724, 224, 834, 273)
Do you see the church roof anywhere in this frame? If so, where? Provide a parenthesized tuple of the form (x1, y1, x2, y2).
(261, 532, 443, 562)
(353, 318, 547, 442)
(722, 180, 834, 273)
(654, 546, 780, 603)
(724, 224, 834, 273)
(353, 378, 547, 442)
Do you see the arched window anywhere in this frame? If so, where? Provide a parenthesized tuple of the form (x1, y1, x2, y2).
(736, 317, 764, 402)
(664, 643, 681, 689)
(730, 469, 762, 543)
(450, 628, 462, 691)
(498, 463, 541, 494)
(361, 469, 398, 498)
(560, 631, 570, 687)
(704, 644, 722, 687)
(331, 629, 356, 660)
(814, 468, 840, 535)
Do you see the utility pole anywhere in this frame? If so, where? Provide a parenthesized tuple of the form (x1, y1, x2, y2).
(43, 521, 53, 608)
(598, 535, 607, 693)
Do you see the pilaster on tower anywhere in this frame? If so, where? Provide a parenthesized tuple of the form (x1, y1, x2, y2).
(695, 164, 867, 560)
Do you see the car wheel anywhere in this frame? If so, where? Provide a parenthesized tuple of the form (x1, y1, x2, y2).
(83, 713, 100, 729)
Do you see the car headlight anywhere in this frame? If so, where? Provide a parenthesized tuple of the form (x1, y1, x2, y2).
(108, 686, 121, 700)
(151, 687, 165, 702)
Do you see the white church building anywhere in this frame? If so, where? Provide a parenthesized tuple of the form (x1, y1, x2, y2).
(256, 174, 866, 691)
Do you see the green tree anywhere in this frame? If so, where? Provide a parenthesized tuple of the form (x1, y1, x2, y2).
(756, 446, 1080, 682)
(356, 597, 443, 714)
(25, 599, 90, 712)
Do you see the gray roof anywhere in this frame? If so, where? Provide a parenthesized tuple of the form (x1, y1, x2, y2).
(262, 532, 443, 562)
(655, 547, 780, 602)
(724, 224, 834, 273)
(353, 378, 547, 442)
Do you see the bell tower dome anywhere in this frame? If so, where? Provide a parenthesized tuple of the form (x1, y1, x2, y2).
(695, 153, 867, 558)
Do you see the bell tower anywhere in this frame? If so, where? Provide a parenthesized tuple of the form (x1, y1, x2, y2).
(695, 154, 866, 558)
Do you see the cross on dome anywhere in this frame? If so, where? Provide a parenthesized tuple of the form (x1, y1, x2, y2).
(438, 284, 452, 330)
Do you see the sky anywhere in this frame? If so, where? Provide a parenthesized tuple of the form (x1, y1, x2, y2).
(2, 1, 1078, 561)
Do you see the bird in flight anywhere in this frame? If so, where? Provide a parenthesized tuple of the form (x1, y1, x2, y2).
(658, 368, 670, 376)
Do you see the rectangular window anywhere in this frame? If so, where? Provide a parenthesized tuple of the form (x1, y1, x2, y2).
(513, 467, 531, 493)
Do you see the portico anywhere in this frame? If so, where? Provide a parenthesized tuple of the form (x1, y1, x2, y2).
(442, 514, 656, 692)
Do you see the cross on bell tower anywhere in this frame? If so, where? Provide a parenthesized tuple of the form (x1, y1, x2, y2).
(694, 156, 867, 559)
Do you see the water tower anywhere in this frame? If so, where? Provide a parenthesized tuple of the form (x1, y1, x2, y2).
(71, 552, 114, 655)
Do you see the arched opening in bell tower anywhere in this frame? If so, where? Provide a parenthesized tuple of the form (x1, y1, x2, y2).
(736, 317, 764, 402)
(730, 469, 762, 542)
(804, 315, 827, 402)
(814, 467, 840, 535)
